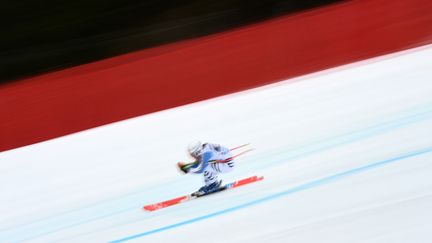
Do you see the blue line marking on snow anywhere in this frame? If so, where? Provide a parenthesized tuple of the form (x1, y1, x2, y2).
(249, 106, 432, 169)
(110, 146, 432, 242)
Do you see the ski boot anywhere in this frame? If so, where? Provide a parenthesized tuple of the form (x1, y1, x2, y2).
(192, 180, 222, 197)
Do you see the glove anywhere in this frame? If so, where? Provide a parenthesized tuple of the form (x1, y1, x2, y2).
(177, 162, 190, 174)
(177, 161, 199, 174)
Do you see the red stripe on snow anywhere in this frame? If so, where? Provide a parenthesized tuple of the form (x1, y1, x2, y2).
(1, 0, 432, 152)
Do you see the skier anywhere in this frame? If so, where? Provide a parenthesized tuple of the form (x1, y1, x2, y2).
(178, 141, 235, 196)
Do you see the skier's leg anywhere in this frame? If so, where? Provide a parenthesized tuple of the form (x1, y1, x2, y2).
(191, 166, 221, 196)
(196, 160, 234, 194)
(196, 156, 235, 195)
(203, 166, 219, 185)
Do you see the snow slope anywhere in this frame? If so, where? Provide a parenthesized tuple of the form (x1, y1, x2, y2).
(1, 44, 432, 242)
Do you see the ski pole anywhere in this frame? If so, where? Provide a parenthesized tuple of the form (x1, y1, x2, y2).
(230, 143, 250, 151)
(209, 148, 254, 163)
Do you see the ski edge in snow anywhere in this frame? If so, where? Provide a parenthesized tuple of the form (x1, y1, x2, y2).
(143, 175, 264, 212)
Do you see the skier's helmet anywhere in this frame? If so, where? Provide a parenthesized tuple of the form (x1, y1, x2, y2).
(188, 141, 203, 158)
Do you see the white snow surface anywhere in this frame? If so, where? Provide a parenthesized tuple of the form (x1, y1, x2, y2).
(1, 45, 432, 243)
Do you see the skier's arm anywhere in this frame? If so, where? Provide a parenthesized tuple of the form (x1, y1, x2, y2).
(189, 151, 213, 174)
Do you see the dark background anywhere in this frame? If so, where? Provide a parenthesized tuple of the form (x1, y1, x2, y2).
(0, 0, 342, 83)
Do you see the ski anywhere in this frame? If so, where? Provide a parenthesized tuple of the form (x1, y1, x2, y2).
(143, 175, 264, 212)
